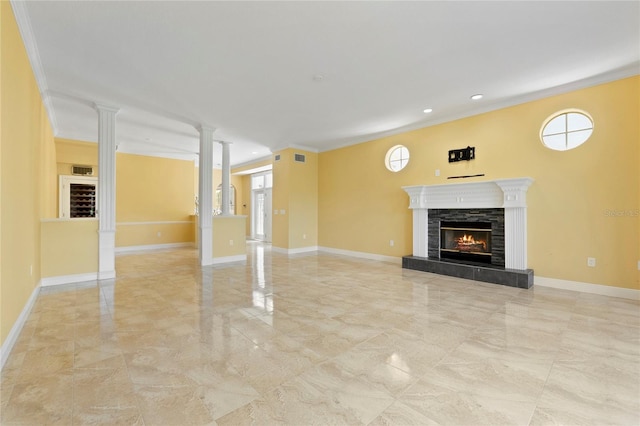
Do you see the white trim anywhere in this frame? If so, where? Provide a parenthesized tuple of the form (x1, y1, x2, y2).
(41, 272, 99, 287)
(318, 246, 402, 265)
(1, 284, 40, 370)
(535, 276, 640, 300)
(41, 217, 98, 223)
(9, 0, 58, 134)
(116, 221, 193, 226)
(232, 161, 273, 175)
(271, 144, 319, 154)
(212, 254, 247, 265)
(272, 246, 319, 255)
(115, 242, 193, 255)
(98, 270, 116, 280)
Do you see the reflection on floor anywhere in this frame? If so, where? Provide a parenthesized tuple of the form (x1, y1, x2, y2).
(2, 242, 639, 425)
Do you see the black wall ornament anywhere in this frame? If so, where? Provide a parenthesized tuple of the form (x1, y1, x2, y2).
(448, 146, 475, 163)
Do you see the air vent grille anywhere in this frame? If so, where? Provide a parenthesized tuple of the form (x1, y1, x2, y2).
(294, 153, 306, 163)
(72, 165, 93, 176)
(274, 154, 281, 161)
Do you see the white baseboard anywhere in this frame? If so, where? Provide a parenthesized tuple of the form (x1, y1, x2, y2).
(318, 246, 402, 265)
(1, 284, 40, 370)
(272, 246, 319, 255)
(212, 254, 247, 265)
(41, 272, 99, 287)
(115, 242, 193, 255)
(535, 276, 640, 300)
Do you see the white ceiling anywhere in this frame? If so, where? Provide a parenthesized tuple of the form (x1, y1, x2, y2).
(16, 1, 640, 167)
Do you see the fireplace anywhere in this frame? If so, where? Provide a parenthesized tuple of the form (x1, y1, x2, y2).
(440, 221, 492, 264)
(402, 178, 535, 288)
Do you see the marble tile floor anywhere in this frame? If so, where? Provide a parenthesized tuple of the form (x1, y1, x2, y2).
(1, 243, 639, 425)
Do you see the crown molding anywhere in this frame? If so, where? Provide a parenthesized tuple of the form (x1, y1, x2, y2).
(230, 155, 273, 172)
(271, 143, 319, 154)
(317, 65, 640, 154)
(10, 0, 59, 134)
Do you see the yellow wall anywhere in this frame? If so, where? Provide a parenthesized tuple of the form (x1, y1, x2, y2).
(116, 153, 195, 246)
(56, 137, 98, 171)
(41, 220, 98, 277)
(116, 222, 194, 247)
(1, 2, 57, 345)
(212, 216, 247, 258)
(272, 150, 291, 248)
(53, 142, 195, 247)
(319, 76, 640, 289)
(239, 174, 252, 235)
(273, 149, 318, 249)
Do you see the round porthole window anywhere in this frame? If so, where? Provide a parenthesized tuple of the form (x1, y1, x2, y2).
(540, 109, 593, 151)
(385, 145, 410, 172)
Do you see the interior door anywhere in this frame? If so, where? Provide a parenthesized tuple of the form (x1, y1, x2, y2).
(253, 190, 266, 240)
(252, 188, 273, 242)
(264, 188, 272, 242)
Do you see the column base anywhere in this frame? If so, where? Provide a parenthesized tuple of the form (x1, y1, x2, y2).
(199, 226, 213, 266)
(99, 230, 116, 279)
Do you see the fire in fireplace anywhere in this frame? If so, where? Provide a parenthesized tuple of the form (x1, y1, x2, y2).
(440, 221, 492, 263)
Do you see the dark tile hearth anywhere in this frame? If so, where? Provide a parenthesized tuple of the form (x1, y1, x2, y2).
(402, 255, 533, 289)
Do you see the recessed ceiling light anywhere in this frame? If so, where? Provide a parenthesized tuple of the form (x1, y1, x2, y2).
(251, 151, 258, 154)
(470, 94, 483, 100)
(423, 108, 433, 114)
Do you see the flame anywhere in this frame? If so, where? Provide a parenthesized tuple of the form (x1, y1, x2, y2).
(459, 234, 476, 244)
(455, 233, 487, 251)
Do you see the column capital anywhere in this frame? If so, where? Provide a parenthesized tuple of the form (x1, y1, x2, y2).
(217, 140, 233, 145)
(93, 103, 120, 114)
(196, 124, 216, 134)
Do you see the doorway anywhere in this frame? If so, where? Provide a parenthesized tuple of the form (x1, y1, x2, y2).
(251, 172, 272, 242)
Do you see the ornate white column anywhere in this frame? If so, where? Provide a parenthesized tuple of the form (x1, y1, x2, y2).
(220, 141, 232, 216)
(404, 186, 429, 257)
(197, 125, 215, 266)
(95, 103, 119, 279)
(496, 178, 534, 270)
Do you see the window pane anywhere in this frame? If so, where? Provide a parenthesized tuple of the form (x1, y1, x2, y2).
(543, 115, 566, 136)
(567, 129, 592, 149)
(390, 148, 402, 162)
(399, 147, 409, 161)
(567, 113, 592, 132)
(390, 159, 402, 171)
(543, 133, 566, 150)
(252, 175, 264, 189)
(265, 173, 273, 188)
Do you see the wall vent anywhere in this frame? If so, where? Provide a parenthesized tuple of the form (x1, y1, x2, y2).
(72, 165, 93, 176)
(294, 153, 306, 163)
(274, 154, 281, 161)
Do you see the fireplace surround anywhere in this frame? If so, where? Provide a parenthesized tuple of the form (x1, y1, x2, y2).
(402, 178, 534, 288)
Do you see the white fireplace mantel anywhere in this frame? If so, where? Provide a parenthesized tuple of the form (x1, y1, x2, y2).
(402, 178, 534, 270)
